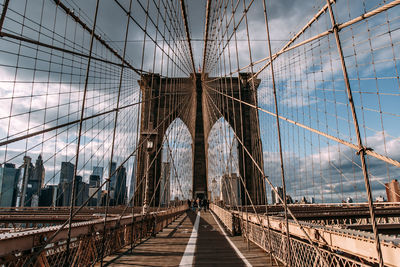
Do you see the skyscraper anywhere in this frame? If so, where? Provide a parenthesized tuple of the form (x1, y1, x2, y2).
(25, 155, 46, 207)
(33, 154, 45, 188)
(57, 181, 72, 206)
(272, 186, 284, 204)
(57, 174, 89, 207)
(109, 161, 117, 190)
(75, 176, 89, 207)
(18, 156, 34, 207)
(0, 163, 20, 207)
(128, 157, 136, 204)
(57, 162, 75, 206)
(92, 166, 103, 181)
(60, 162, 74, 183)
(108, 161, 117, 205)
(39, 185, 57, 207)
(89, 174, 100, 188)
(88, 174, 101, 206)
(114, 166, 127, 206)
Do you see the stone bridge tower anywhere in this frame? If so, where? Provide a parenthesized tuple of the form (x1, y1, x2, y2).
(134, 73, 265, 206)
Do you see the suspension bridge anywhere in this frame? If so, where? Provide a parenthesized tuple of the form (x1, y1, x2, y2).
(0, 0, 399, 266)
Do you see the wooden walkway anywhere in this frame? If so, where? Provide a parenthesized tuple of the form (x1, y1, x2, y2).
(99, 210, 275, 267)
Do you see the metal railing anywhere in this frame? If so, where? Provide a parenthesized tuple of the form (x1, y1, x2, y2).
(211, 204, 400, 267)
(209, 203, 240, 235)
(243, 220, 369, 267)
(0, 205, 187, 266)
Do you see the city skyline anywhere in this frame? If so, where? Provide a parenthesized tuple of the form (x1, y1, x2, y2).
(0, 153, 132, 207)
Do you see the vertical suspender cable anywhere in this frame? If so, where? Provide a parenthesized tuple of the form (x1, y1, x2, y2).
(260, 0, 292, 264)
(65, 0, 100, 265)
(100, 0, 133, 265)
(325, 1, 384, 265)
(179, 0, 196, 74)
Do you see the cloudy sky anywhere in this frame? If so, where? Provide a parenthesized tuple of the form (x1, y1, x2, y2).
(0, 0, 399, 204)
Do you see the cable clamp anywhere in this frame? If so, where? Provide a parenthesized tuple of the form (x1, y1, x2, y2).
(331, 23, 339, 33)
(356, 146, 373, 155)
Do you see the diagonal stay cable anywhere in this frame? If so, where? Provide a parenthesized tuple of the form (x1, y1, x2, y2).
(204, 83, 400, 169)
(204, 87, 330, 266)
(203, 85, 280, 261)
(0, 94, 176, 148)
(113, 93, 194, 225)
(26, 93, 191, 265)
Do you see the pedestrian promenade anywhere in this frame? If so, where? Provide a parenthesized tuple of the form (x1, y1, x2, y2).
(99, 210, 275, 266)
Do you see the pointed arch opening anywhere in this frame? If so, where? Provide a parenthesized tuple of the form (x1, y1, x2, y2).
(207, 117, 240, 205)
(161, 118, 193, 203)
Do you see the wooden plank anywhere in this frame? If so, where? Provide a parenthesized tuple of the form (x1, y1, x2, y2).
(99, 210, 274, 267)
(98, 213, 193, 266)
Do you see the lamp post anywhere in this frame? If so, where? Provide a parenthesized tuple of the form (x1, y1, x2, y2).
(143, 138, 154, 215)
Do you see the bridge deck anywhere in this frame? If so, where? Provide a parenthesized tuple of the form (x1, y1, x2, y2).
(99, 210, 274, 266)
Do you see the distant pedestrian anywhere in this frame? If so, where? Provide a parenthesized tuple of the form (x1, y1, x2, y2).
(191, 199, 195, 211)
(202, 198, 208, 211)
(187, 199, 191, 210)
(196, 198, 200, 211)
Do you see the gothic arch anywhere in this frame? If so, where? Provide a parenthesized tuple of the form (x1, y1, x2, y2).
(162, 118, 193, 202)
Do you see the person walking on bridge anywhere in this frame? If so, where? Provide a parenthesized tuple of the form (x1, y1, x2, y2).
(196, 198, 200, 211)
(202, 198, 208, 212)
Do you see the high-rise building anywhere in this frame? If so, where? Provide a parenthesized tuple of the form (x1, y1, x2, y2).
(39, 185, 57, 207)
(220, 173, 241, 206)
(88, 174, 100, 206)
(25, 155, 46, 207)
(75, 176, 89, 206)
(0, 163, 21, 207)
(60, 162, 74, 184)
(88, 187, 99, 206)
(88, 166, 103, 206)
(89, 174, 100, 188)
(57, 162, 75, 206)
(18, 156, 34, 207)
(57, 181, 72, 206)
(128, 158, 136, 205)
(271, 186, 284, 204)
(109, 161, 117, 193)
(57, 175, 89, 207)
(385, 179, 400, 202)
(160, 162, 171, 206)
(114, 166, 127, 206)
(99, 190, 108, 206)
(92, 166, 103, 181)
(33, 155, 45, 188)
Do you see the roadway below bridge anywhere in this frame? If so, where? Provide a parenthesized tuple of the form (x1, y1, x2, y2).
(99, 210, 276, 267)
